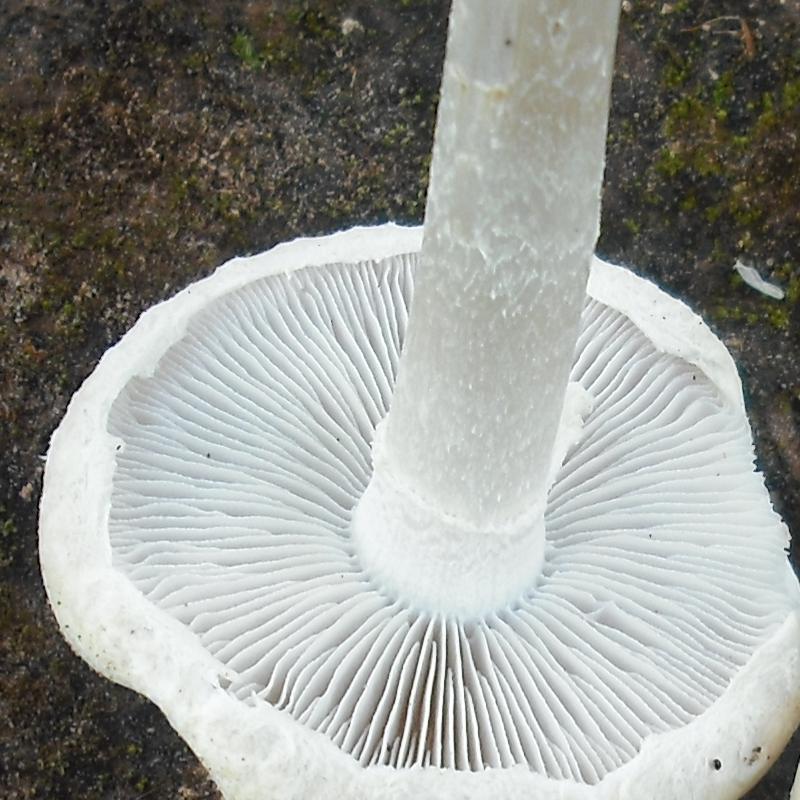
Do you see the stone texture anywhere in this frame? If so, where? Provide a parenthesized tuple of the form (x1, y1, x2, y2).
(1, 1, 797, 797)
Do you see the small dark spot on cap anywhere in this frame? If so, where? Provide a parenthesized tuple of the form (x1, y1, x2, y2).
(712, 758, 722, 771)
(206, 452, 211, 458)
(745, 746, 762, 765)
(504, 37, 512, 46)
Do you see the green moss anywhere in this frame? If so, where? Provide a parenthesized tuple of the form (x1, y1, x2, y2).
(286, 7, 336, 41)
(731, 134, 751, 150)
(739, 230, 754, 251)
(623, 217, 641, 235)
(231, 4, 339, 89)
(773, 265, 800, 304)
(712, 72, 734, 111)
(663, 95, 707, 137)
(261, 38, 299, 70)
(781, 78, 800, 111)
(232, 32, 263, 69)
(663, 59, 690, 89)
(764, 306, 788, 330)
(691, 148, 722, 177)
(711, 292, 793, 332)
(651, 58, 800, 252)
(183, 51, 206, 72)
(382, 122, 413, 148)
(712, 303, 746, 323)
(399, 90, 426, 109)
(755, 78, 800, 134)
(655, 147, 685, 178)
(730, 203, 763, 228)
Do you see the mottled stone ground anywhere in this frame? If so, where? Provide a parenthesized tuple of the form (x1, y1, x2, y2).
(1, 1, 798, 797)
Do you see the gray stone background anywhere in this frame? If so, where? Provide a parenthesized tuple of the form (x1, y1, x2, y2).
(1, 0, 798, 797)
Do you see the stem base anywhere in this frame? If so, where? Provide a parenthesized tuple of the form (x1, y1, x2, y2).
(351, 423, 547, 618)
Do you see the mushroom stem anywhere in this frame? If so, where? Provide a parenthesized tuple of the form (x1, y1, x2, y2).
(351, 0, 621, 616)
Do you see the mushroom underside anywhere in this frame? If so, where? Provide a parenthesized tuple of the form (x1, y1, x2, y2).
(104, 250, 794, 784)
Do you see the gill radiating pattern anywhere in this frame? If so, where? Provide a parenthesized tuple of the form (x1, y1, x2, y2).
(108, 255, 791, 783)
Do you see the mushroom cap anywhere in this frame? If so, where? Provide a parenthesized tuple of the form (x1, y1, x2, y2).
(40, 224, 800, 799)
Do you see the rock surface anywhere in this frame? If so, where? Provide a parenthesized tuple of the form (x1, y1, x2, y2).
(1, 1, 798, 797)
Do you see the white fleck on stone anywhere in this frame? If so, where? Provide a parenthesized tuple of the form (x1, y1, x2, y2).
(341, 17, 363, 36)
(734, 260, 786, 300)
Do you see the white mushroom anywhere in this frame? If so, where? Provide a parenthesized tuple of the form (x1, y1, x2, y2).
(40, 2, 800, 799)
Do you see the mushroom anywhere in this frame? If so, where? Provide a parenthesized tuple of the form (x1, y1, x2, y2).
(40, 2, 800, 799)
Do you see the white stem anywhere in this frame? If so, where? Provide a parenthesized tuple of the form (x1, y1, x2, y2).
(352, 0, 620, 616)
